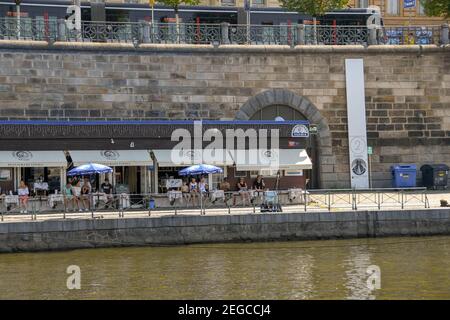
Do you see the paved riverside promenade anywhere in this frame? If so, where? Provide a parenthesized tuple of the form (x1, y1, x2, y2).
(0, 191, 450, 252)
(0, 190, 449, 223)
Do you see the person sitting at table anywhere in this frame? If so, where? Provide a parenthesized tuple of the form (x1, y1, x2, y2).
(101, 178, 112, 194)
(80, 184, 91, 212)
(253, 175, 266, 192)
(235, 177, 250, 206)
(219, 177, 231, 203)
(72, 181, 83, 212)
(252, 175, 266, 204)
(199, 177, 208, 195)
(18, 180, 29, 214)
(81, 177, 92, 192)
(189, 177, 198, 206)
(101, 178, 114, 208)
(181, 180, 190, 203)
(62, 182, 74, 212)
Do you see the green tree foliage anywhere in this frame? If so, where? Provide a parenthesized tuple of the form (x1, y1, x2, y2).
(422, 0, 450, 18)
(156, 0, 200, 18)
(279, 0, 348, 17)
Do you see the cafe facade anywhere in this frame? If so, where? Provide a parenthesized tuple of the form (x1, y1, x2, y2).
(0, 120, 315, 195)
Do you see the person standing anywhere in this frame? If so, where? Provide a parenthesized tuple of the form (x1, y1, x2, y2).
(18, 180, 29, 214)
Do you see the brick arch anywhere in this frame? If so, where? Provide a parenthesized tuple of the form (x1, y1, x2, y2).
(235, 89, 335, 189)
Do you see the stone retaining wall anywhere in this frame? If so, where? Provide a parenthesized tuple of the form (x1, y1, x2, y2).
(0, 42, 449, 188)
(0, 209, 449, 252)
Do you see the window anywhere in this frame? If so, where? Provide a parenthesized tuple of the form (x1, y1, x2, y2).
(356, 0, 369, 8)
(211, 172, 224, 190)
(221, 0, 236, 6)
(234, 170, 247, 178)
(0, 169, 11, 181)
(386, 0, 400, 15)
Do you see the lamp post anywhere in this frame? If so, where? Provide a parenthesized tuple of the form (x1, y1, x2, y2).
(15, 0, 21, 39)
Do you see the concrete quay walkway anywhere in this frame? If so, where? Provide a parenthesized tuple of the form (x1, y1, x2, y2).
(1, 191, 449, 223)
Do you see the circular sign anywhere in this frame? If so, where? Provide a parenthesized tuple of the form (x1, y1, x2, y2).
(291, 124, 309, 138)
(12, 151, 33, 161)
(100, 150, 119, 160)
(350, 137, 366, 155)
(352, 158, 367, 176)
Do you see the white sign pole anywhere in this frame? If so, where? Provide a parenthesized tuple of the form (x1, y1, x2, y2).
(345, 59, 369, 189)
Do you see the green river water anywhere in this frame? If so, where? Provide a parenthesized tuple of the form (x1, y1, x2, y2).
(0, 236, 449, 299)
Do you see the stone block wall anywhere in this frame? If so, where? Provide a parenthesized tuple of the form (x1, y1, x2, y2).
(0, 43, 449, 188)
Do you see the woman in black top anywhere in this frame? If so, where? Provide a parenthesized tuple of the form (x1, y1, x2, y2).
(253, 175, 266, 192)
(236, 177, 250, 205)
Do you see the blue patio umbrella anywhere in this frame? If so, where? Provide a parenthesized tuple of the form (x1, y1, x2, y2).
(179, 164, 223, 176)
(179, 164, 223, 215)
(67, 163, 113, 176)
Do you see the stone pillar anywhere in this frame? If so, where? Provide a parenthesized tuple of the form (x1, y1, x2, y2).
(57, 19, 67, 41)
(221, 22, 230, 45)
(441, 23, 449, 45)
(142, 21, 151, 43)
(368, 28, 377, 45)
(297, 24, 305, 45)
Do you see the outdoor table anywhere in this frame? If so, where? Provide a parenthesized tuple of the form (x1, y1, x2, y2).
(168, 190, 182, 202)
(210, 190, 225, 202)
(118, 193, 130, 209)
(48, 194, 64, 208)
(288, 188, 310, 203)
(5, 195, 19, 205)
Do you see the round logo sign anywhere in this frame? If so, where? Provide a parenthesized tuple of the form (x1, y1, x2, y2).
(291, 124, 309, 138)
(351, 158, 367, 176)
(350, 137, 366, 155)
(100, 150, 119, 160)
(263, 150, 272, 158)
(185, 150, 196, 160)
(12, 151, 33, 161)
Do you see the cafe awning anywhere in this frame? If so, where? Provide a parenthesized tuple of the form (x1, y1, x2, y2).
(234, 149, 312, 171)
(0, 151, 67, 167)
(152, 149, 234, 167)
(69, 150, 153, 167)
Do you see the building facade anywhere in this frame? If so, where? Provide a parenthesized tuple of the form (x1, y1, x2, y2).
(89, 0, 448, 25)
(0, 44, 449, 189)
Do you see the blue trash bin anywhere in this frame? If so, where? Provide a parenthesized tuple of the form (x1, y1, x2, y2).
(149, 199, 155, 209)
(391, 164, 417, 188)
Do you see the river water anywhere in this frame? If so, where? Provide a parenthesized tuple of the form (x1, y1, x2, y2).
(0, 236, 449, 299)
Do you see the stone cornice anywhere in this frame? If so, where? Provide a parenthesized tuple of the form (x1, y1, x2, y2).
(0, 40, 448, 55)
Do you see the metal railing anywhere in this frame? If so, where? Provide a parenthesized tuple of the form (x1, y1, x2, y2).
(0, 188, 433, 222)
(0, 18, 448, 46)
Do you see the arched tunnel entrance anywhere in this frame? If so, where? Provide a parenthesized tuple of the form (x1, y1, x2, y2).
(235, 89, 334, 189)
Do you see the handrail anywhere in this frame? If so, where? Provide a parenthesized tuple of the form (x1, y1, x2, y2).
(0, 187, 434, 221)
(0, 18, 448, 46)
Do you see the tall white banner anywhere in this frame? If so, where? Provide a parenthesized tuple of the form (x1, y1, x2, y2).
(345, 59, 369, 189)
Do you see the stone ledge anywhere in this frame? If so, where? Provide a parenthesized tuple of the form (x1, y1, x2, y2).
(0, 40, 448, 54)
